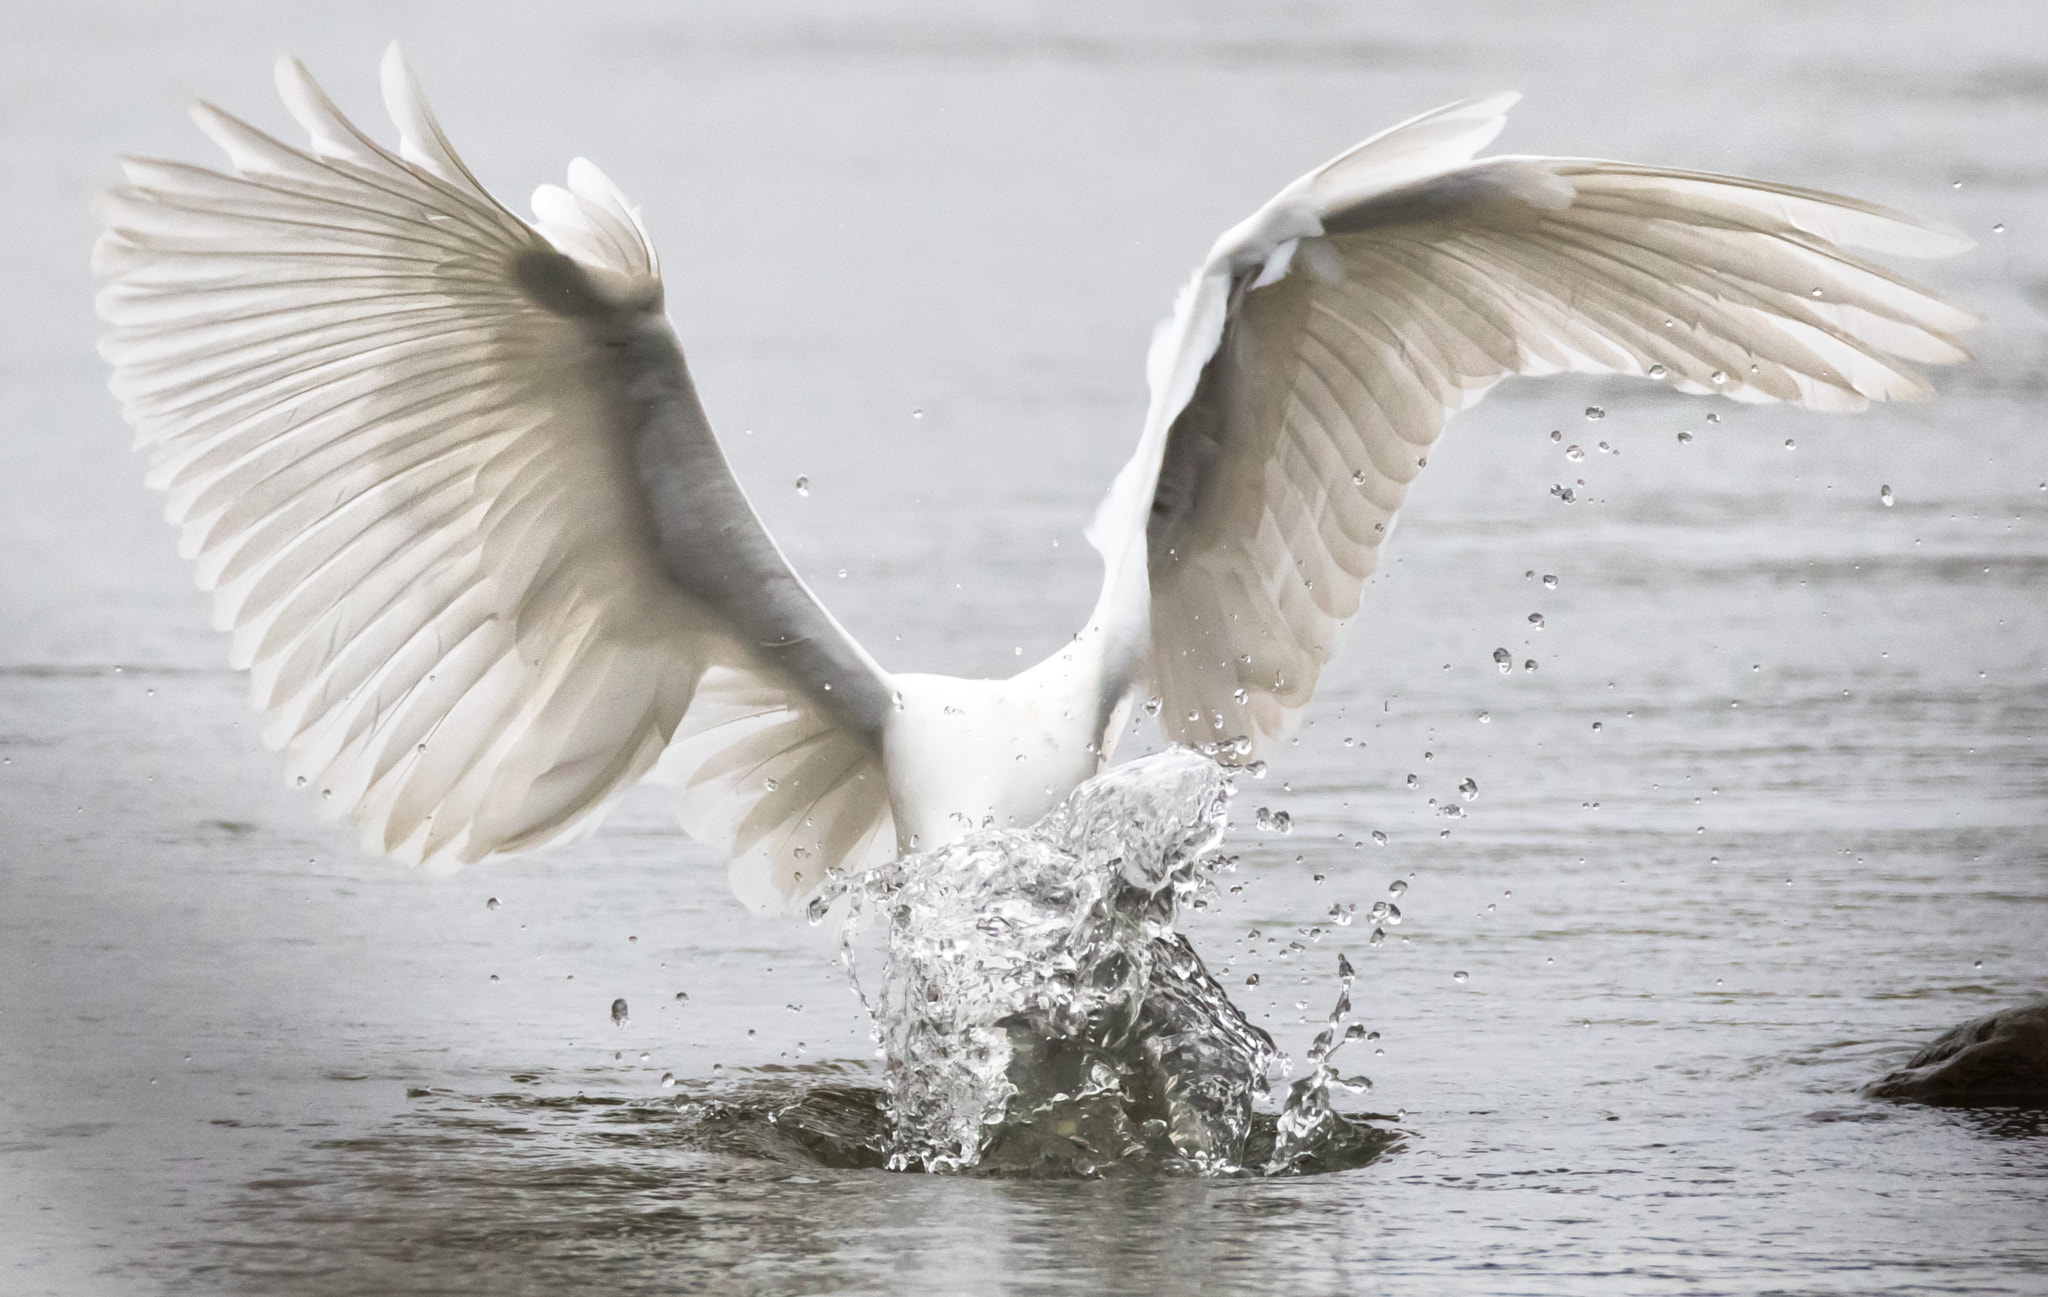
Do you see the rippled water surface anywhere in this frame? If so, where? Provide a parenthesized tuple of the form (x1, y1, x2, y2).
(4, 1, 2046, 1293)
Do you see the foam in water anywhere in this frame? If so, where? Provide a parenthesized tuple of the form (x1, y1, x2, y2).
(828, 749, 1394, 1176)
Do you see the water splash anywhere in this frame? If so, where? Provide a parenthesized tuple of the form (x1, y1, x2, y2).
(827, 750, 1396, 1177)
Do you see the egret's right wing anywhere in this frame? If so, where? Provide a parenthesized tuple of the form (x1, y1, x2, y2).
(95, 48, 896, 909)
(1092, 95, 1976, 755)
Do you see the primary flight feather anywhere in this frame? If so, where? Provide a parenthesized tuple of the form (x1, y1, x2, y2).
(94, 48, 1975, 913)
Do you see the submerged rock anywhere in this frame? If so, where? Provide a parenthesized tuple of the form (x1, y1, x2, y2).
(1865, 1001, 2048, 1107)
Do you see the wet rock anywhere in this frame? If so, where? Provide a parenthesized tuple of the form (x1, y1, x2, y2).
(1865, 1001, 2048, 1106)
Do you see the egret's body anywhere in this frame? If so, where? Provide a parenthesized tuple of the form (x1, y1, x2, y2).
(94, 49, 1975, 912)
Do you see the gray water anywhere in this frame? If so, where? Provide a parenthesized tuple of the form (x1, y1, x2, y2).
(4, 1, 2046, 1293)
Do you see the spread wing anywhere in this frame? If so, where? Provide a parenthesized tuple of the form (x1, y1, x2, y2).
(94, 47, 896, 909)
(1091, 93, 1977, 755)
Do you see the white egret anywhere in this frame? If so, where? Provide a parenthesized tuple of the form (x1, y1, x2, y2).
(94, 47, 1974, 914)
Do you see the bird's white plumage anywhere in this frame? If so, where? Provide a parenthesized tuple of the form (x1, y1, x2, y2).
(95, 49, 894, 898)
(1097, 98, 1976, 754)
(94, 54, 1974, 915)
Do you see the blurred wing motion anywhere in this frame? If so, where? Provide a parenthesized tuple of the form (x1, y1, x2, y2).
(1094, 93, 1977, 754)
(94, 47, 896, 909)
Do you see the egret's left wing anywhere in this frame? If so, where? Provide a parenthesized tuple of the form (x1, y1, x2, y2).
(95, 48, 897, 908)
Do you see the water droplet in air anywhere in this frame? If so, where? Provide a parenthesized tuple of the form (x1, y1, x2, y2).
(320, 788, 332, 800)
(1549, 429, 1562, 442)
(610, 998, 629, 1027)
(912, 407, 925, 418)
(1368, 927, 1386, 947)
(1351, 469, 1367, 485)
(1245, 973, 1261, 987)
(660, 1072, 675, 1087)
(486, 897, 501, 911)
(1452, 970, 1470, 984)
(1565, 444, 1585, 461)
(794, 476, 810, 496)
(1405, 773, 1419, 789)
(1711, 371, 1728, 385)
(488, 974, 499, 983)
(1810, 287, 1824, 298)
(1337, 953, 1356, 982)
(837, 568, 848, 579)
(1677, 431, 1693, 444)
(1528, 613, 1546, 629)
(764, 777, 780, 791)
(1992, 223, 2004, 234)
(1524, 659, 1538, 672)
(1459, 777, 1479, 801)
(1142, 697, 1162, 717)
(294, 776, 307, 788)
(891, 690, 905, 711)
(1648, 363, 1667, 378)
(1706, 412, 1720, 424)
(1880, 484, 1894, 506)
(1584, 406, 1605, 420)
(1371, 830, 1388, 845)
(1232, 687, 1248, 704)
(1592, 721, 1604, 732)
(1784, 438, 1796, 451)
(1478, 711, 1490, 724)
(1493, 647, 1512, 673)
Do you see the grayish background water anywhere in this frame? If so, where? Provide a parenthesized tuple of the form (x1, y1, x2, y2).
(3, 1, 2044, 1293)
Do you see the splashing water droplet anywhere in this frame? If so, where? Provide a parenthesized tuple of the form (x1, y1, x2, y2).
(610, 998, 629, 1028)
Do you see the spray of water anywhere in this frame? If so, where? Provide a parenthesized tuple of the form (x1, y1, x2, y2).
(822, 749, 1396, 1176)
